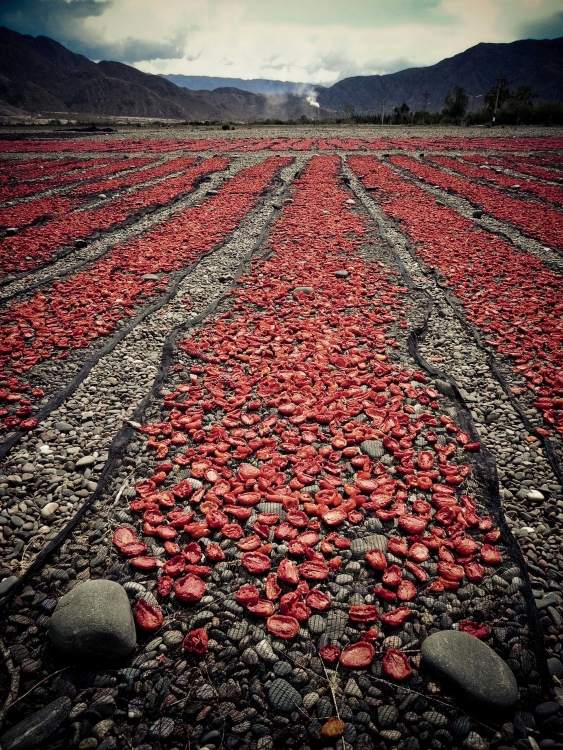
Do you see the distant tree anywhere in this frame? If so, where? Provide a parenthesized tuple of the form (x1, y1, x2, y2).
(511, 84, 538, 107)
(399, 102, 410, 113)
(344, 103, 356, 120)
(484, 73, 511, 111)
(443, 85, 469, 118)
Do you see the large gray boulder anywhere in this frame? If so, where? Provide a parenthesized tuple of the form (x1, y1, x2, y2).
(0, 697, 71, 750)
(49, 580, 136, 658)
(421, 631, 518, 712)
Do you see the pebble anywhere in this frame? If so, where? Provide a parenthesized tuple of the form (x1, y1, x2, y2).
(547, 657, 563, 678)
(527, 489, 545, 501)
(360, 440, 384, 459)
(255, 639, 278, 663)
(75, 455, 97, 468)
(49, 580, 136, 658)
(308, 614, 326, 634)
(0, 575, 18, 596)
(40, 502, 59, 520)
(162, 630, 183, 646)
(421, 631, 518, 711)
(303, 692, 320, 709)
(268, 679, 303, 713)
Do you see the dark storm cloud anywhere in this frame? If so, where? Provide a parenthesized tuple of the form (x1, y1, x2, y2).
(0, 0, 186, 62)
(518, 10, 563, 40)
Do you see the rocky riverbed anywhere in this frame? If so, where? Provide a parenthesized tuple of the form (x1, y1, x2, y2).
(0, 126, 562, 750)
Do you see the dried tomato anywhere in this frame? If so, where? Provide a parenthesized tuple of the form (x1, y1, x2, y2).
(382, 565, 402, 587)
(247, 599, 275, 617)
(387, 538, 408, 557)
(319, 644, 341, 663)
(175, 574, 205, 603)
(339, 641, 375, 668)
(120, 541, 148, 557)
(348, 605, 379, 623)
(382, 648, 412, 680)
(130, 556, 157, 570)
(459, 621, 490, 639)
(134, 599, 163, 633)
(157, 575, 174, 597)
(277, 559, 300, 585)
(267, 614, 300, 639)
(306, 589, 331, 610)
(241, 552, 271, 574)
(382, 606, 411, 627)
(299, 561, 330, 580)
(365, 549, 387, 570)
(112, 526, 137, 549)
(183, 627, 208, 654)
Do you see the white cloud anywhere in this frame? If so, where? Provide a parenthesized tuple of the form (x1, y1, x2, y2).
(3, 0, 563, 81)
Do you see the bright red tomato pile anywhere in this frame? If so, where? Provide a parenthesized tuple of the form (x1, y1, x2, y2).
(0, 156, 144, 202)
(2, 135, 563, 155)
(0, 156, 288, 418)
(0, 156, 157, 228)
(349, 156, 563, 442)
(114, 156, 503, 677)
(459, 153, 563, 185)
(0, 375, 43, 432)
(427, 154, 563, 206)
(387, 154, 563, 250)
(0, 157, 224, 276)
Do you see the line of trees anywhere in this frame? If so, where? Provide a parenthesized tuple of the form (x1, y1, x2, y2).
(338, 74, 563, 126)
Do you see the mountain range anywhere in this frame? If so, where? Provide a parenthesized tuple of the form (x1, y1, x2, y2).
(0, 26, 317, 121)
(161, 75, 317, 97)
(0, 25, 561, 120)
(317, 37, 563, 113)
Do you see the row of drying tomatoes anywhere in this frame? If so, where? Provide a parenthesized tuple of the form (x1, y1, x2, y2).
(349, 156, 563, 444)
(427, 154, 563, 206)
(388, 154, 563, 251)
(0, 156, 135, 202)
(0, 157, 222, 276)
(0, 155, 200, 231)
(2, 136, 563, 154)
(116, 156, 502, 678)
(0, 157, 289, 432)
(460, 153, 563, 185)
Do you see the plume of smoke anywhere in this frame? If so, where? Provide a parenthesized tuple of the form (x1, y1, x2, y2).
(306, 90, 320, 108)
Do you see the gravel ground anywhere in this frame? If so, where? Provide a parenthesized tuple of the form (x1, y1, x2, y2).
(0, 131, 562, 750)
(0, 154, 306, 576)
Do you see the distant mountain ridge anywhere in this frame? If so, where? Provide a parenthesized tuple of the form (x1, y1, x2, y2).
(317, 37, 563, 113)
(161, 75, 318, 97)
(0, 25, 561, 120)
(0, 26, 317, 120)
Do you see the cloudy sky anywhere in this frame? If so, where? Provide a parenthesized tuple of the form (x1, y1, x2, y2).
(2, 0, 563, 83)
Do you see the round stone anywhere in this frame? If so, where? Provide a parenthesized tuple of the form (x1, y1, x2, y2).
(421, 631, 518, 711)
(49, 580, 136, 658)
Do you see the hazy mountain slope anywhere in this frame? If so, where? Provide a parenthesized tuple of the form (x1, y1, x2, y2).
(0, 26, 316, 120)
(318, 37, 563, 113)
(161, 74, 315, 96)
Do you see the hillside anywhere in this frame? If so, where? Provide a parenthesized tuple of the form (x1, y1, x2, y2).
(161, 74, 316, 97)
(318, 37, 563, 113)
(0, 26, 317, 120)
